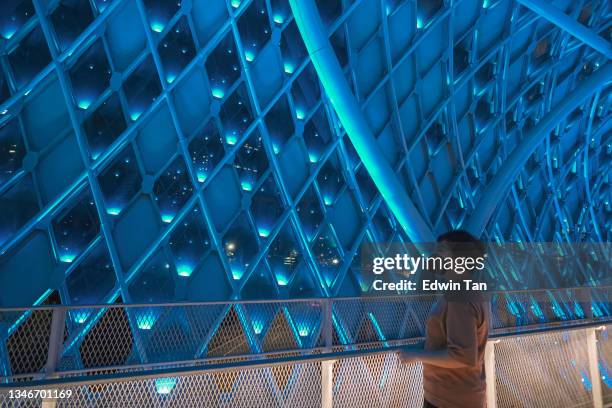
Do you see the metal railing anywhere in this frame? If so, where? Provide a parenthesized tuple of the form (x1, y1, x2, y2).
(0, 287, 610, 407)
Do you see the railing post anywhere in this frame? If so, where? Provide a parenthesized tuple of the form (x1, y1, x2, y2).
(321, 299, 335, 408)
(485, 340, 498, 408)
(42, 307, 66, 408)
(323, 299, 333, 349)
(44, 307, 66, 378)
(586, 327, 604, 408)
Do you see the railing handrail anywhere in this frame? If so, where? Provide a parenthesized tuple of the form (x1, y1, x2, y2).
(0, 285, 608, 312)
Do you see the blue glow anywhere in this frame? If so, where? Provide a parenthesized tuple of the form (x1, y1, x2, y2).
(276, 272, 289, 286)
(211, 88, 225, 99)
(297, 322, 310, 337)
(252, 319, 264, 334)
(416, 17, 424, 29)
(226, 134, 238, 145)
(245, 51, 255, 62)
(2, 26, 17, 40)
(591, 303, 604, 318)
(241, 181, 253, 191)
(529, 299, 545, 320)
(482, 0, 490, 8)
(176, 264, 194, 277)
(283, 62, 294, 74)
(272, 143, 280, 154)
(232, 267, 244, 280)
(600, 361, 611, 387)
(106, 207, 122, 216)
(323, 195, 333, 206)
(72, 309, 90, 324)
(573, 302, 585, 319)
(136, 310, 158, 330)
(130, 112, 142, 121)
(295, 108, 305, 120)
(2, 29, 16, 40)
(166, 74, 177, 84)
(77, 100, 92, 110)
(332, 314, 348, 345)
(230, 0, 241, 8)
(59, 254, 76, 263)
(579, 369, 592, 391)
(368, 312, 386, 341)
(196, 171, 207, 183)
(151, 22, 165, 33)
(161, 214, 174, 224)
(308, 153, 319, 163)
(258, 227, 270, 238)
(273, 15, 284, 24)
(155, 377, 177, 394)
(358, 276, 369, 292)
(550, 298, 568, 320)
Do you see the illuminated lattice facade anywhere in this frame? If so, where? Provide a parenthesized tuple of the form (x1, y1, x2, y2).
(0, 0, 610, 310)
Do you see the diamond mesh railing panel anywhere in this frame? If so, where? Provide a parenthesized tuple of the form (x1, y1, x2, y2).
(597, 325, 612, 405)
(332, 352, 423, 407)
(0, 394, 41, 408)
(50, 361, 322, 408)
(494, 328, 593, 407)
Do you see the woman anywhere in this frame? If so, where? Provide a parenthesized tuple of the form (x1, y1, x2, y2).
(397, 230, 490, 408)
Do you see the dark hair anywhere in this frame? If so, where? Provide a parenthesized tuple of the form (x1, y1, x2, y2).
(436, 229, 485, 259)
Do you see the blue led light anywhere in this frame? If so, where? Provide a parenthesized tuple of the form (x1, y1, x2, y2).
(136, 310, 159, 330)
(106, 207, 122, 216)
(226, 134, 238, 145)
(150, 22, 165, 33)
(276, 273, 289, 286)
(59, 254, 76, 263)
(72, 309, 90, 324)
(77, 100, 92, 110)
(241, 181, 253, 191)
(2, 27, 17, 40)
(211, 88, 225, 99)
(257, 227, 270, 238)
(176, 264, 194, 277)
(155, 378, 177, 394)
(283, 62, 294, 74)
(252, 319, 264, 334)
(161, 214, 174, 224)
(231, 267, 244, 280)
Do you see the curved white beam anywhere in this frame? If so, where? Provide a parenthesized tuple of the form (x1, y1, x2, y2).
(288, 0, 436, 243)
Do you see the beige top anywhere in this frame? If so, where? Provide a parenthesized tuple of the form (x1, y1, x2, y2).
(423, 297, 490, 408)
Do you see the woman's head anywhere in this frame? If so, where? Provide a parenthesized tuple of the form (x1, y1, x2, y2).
(436, 229, 485, 257)
(434, 230, 486, 278)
